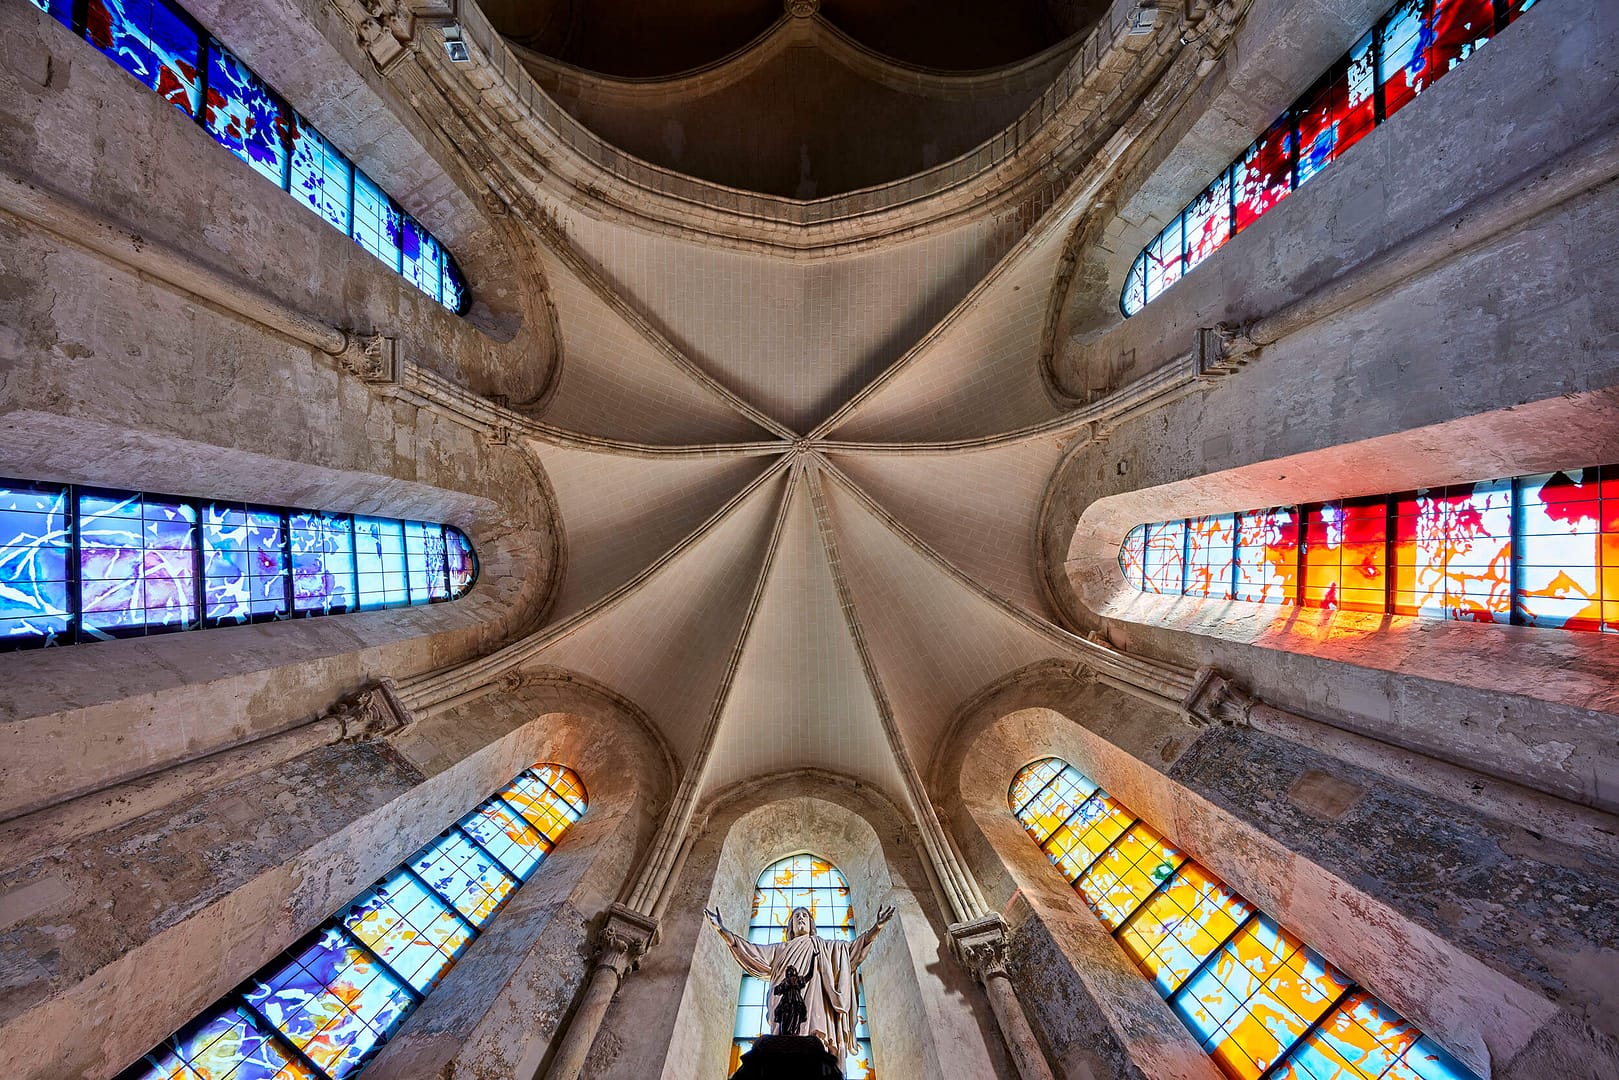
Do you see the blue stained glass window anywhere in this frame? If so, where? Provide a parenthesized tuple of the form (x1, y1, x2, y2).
(205, 41, 287, 186)
(118, 765, 587, 1080)
(79, 489, 199, 639)
(401, 217, 443, 303)
(0, 477, 476, 652)
(291, 511, 356, 615)
(86, 0, 203, 117)
(352, 171, 402, 270)
(53, 0, 470, 313)
(0, 481, 72, 648)
(288, 118, 354, 233)
(354, 516, 409, 611)
(203, 504, 288, 623)
(28, 0, 73, 26)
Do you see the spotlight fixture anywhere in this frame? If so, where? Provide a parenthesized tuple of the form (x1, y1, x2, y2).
(442, 24, 471, 62)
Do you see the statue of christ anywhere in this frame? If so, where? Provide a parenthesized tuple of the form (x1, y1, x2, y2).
(706, 902, 894, 1063)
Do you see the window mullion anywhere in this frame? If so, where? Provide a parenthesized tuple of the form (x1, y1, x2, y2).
(1256, 983, 1358, 1080)
(495, 792, 555, 847)
(1169, 910, 1256, 1001)
(453, 822, 521, 885)
(333, 921, 424, 1004)
(1012, 770, 1067, 824)
(234, 993, 336, 1080)
(401, 863, 479, 935)
(67, 483, 83, 645)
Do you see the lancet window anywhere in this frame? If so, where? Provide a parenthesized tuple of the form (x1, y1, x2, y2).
(26, 0, 470, 314)
(117, 763, 586, 1080)
(1009, 758, 1473, 1080)
(1118, 464, 1618, 632)
(1120, 0, 1541, 317)
(730, 854, 875, 1078)
(0, 478, 477, 651)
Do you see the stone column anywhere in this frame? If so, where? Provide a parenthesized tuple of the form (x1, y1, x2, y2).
(948, 914, 1056, 1080)
(539, 904, 659, 1080)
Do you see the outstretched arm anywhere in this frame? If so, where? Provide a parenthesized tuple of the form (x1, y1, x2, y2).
(706, 907, 776, 979)
(851, 905, 895, 965)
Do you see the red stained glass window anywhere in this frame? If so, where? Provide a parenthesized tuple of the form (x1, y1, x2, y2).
(1121, 0, 1538, 315)
(1010, 760, 1478, 1080)
(1121, 462, 1618, 636)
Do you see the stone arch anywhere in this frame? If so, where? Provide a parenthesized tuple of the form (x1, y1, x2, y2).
(0, 673, 671, 1080)
(931, 673, 1619, 1080)
(591, 771, 1012, 1080)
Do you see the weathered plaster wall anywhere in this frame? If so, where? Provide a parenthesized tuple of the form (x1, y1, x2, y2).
(593, 772, 1011, 1080)
(0, 3, 566, 831)
(933, 674, 1619, 1079)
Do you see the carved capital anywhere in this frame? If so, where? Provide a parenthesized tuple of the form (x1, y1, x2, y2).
(947, 914, 1012, 983)
(355, 0, 416, 72)
(338, 333, 400, 384)
(594, 904, 659, 978)
(1194, 324, 1257, 379)
(327, 679, 413, 742)
(1182, 665, 1257, 729)
(785, 0, 820, 17)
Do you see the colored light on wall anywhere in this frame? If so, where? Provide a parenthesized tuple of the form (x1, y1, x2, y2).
(117, 764, 586, 1080)
(0, 478, 476, 650)
(1118, 465, 1619, 635)
(1009, 758, 1476, 1080)
(1121, 0, 1537, 317)
(730, 854, 875, 1079)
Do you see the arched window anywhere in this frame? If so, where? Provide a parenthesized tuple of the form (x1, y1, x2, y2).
(1009, 758, 1474, 1080)
(1117, 464, 1618, 633)
(117, 763, 586, 1079)
(0, 478, 477, 650)
(730, 854, 875, 1078)
(26, 0, 470, 313)
(1120, 0, 1539, 317)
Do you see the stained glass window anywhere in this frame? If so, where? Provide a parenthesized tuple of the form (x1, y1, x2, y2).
(0, 477, 476, 651)
(1117, 463, 1619, 635)
(731, 855, 876, 1079)
(28, 0, 469, 314)
(1121, 0, 1536, 317)
(1010, 759, 1476, 1080)
(118, 764, 587, 1080)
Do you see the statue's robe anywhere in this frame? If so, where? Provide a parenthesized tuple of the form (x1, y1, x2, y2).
(715, 927, 879, 1062)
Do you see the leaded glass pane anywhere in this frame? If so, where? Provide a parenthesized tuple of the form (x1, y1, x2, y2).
(79, 490, 198, 637)
(401, 217, 443, 303)
(1141, 520, 1186, 595)
(121, 1003, 315, 1080)
(1516, 470, 1603, 630)
(442, 256, 469, 314)
(342, 868, 472, 994)
(290, 511, 355, 614)
(460, 797, 553, 879)
(352, 170, 402, 269)
(411, 830, 517, 928)
(1119, 862, 1254, 996)
(1392, 481, 1513, 623)
(1184, 172, 1232, 273)
(0, 480, 72, 648)
(1233, 116, 1295, 233)
(1186, 514, 1236, 600)
(354, 516, 409, 610)
(1075, 821, 1183, 930)
(404, 521, 450, 604)
(1119, 524, 1148, 590)
(29, 0, 73, 25)
(446, 528, 478, 597)
(245, 928, 414, 1078)
(287, 118, 353, 232)
(1122, 255, 1147, 316)
(86, 0, 202, 116)
(1233, 507, 1298, 604)
(1301, 500, 1388, 613)
(205, 42, 287, 187)
(1011, 759, 1097, 845)
(203, 504, 288, 624)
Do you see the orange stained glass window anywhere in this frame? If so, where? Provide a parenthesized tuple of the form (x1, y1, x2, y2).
(1120, 463, 1619, 635)
(1009, 758, 1477, 1080)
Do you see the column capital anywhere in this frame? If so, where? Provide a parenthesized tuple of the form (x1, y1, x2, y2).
(593, 904, 659, 977)
(327, 679, 412, 742)
(947, 913, 1012, 982)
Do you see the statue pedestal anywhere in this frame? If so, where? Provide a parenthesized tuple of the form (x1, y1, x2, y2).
(734, 1035, 843, 1079)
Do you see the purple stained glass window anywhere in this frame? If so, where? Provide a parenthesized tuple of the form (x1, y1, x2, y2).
(441, 256, 469, 315)
(118, 766, 586, 1080)
(206, 41, 287, 187)
(79, 489, 198, 639)
(1, 478, 475, 652)
(85, 0, 202, 117)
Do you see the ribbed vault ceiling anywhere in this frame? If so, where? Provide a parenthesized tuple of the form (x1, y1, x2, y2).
(512, 172, 1109, 808)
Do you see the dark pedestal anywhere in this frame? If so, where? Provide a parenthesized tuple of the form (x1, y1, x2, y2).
(733, 1035, 844, 1079)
